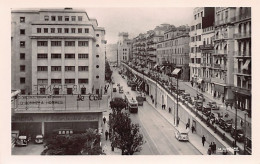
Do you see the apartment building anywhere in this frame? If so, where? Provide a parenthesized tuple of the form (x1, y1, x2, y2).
(156, 25, 190, 80)
(11, 8, 106, 95)
(117, 32, 132, 65)
(232, 7, 251, 115)
(189, 7, 215, 89)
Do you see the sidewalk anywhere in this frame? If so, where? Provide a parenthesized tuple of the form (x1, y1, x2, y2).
(146, 95, 210, 155)
(181, 81, 251, 123)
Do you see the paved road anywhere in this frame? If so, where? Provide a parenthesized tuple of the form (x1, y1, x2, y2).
(111, 67, 201, 155)
(12, 142, 45, 155)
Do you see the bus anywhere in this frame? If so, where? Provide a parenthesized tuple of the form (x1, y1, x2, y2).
(124, 92, 138, 113)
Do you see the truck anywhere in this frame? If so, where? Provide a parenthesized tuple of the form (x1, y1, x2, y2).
(124, 92, 138, 113)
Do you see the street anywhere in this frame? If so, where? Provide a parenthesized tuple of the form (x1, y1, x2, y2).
(12, 142, 45, 155)
(110, 67, 201, 155)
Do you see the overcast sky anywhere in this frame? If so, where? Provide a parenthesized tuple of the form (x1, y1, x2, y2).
(85, 8, 194, 44)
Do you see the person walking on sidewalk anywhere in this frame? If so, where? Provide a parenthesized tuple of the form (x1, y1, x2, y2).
(103, 117, 106, 124)
(186, 123, 189, 129)
(105, 130, 109, 141)
(202, 135, 206, 146)
(213, 142, 216, 154)
(191, 126, 195, 133)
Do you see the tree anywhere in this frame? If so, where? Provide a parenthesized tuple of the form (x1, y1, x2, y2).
(41, 129, 104, 155)
(105, 60, 113, 82)
(110, 97, 126, 113)
(108, 101, 144, 155)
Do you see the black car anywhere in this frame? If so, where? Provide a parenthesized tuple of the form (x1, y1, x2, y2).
(218, 118, 233, 132)
(231, 126, 244, 142)
(202, 105, 211, 116)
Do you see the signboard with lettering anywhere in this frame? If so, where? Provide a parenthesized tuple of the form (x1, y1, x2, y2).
(16, 95, 108, 111)
(12, 113, 99, 122)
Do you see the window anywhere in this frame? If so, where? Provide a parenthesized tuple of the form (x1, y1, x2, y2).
(65, 16, 69, 21)
(65, 54, 75, 59)
(78, 79, 88, 84)
(20, 41, 25, 48)
(78, 16, 82, 21)
(85, 28, 89, 33)
(71, 28, 75, 33)
(96, 44, 99, 47)
(40, 88, 46, 95)
(20, 65, 25, 72)
(64, 28, 69, 33)
(58, 28, 62, 33)
(71, 16, 76, 21)
(37, 66, 48, 71)
(78, 28, 82, 33)
(20, 77, 25, 84)
(78, 41, 88, 46)
(20, 17, 25, 23)
(37, 53, 48, 59)
(51, 28, 55, 33)
(37, 41, 48, 46)
(81, 88, 86, 95)
(96, 34, 99, 37)
(37, 28, 41, 33)
(65, 66, 75, 71)
(58, 16, 62, 21)
(65, 79, 75, 84)
(37, 79, 48, 84)
(96, 55, 99, 58)
(53, 88, 59, 95)
(51, 79, 61, 84)
(78, 66, 88, 71)
(44, 28, 48, 33)
(51, 53, 61, 58)
(51, 41, 61, 46)
(44, 16, 49, 21)
(20, 53, 25, 60)
(51, 66, 61, 71)
(96, 65, 99, 68)
(78, 53, 88, 59)
(65, 41, 75, 46)
(194, 15, 196, 20)
(20, 29, 25, 35)
(67, 88, 73, 95)
(96, 75, 99, 79)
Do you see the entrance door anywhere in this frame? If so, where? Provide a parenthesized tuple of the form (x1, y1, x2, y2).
(67, 88, 73, 95)
(53, 88, 59, 95)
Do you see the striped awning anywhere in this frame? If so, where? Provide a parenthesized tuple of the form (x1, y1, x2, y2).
(171, 68, 181, 75)
(242, 60, 250, 70)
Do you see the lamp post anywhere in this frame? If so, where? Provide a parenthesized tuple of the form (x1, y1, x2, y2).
(172, 68, 181, 127)
(244, 112, 247, 155)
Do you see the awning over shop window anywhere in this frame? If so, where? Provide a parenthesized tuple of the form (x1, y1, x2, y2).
(242, 59, 251, 70)
(214, 84, 225, 94)
(138, 81, 144, 88)
(171, 68, 181, 75)
(197, 78, 204, 83)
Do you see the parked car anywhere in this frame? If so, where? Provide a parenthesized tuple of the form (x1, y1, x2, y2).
(212, 112, 223, 124)
(113, 87, 117, 92)
(35, 134, 44, 144)
(119, 86, 124, 93)
(202, 105, 211, 116)
(208, 101, 219, 110)
(16, 135, 28, 146)
(175, 129, 189, 141)
(197, 93, 205, 102)
(218, 118, 233, 132)
(231, 126, 244, 142)
(195, 99, 203, 111)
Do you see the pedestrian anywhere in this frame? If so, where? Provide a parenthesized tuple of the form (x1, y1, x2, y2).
(202, 135, 206, 146)
(103, 116, 106, 124)
(108, 131, 111, 140)
(213, 142, 216, 154)
(162, 104, 164, 109)
(240, 119, 243, 127)
(209, 142, 213, 152)
(191, 126, 195, 133)
(207, 147, 212, 155)
(186, 123, 189, 129)
(105, 130, 109, 140)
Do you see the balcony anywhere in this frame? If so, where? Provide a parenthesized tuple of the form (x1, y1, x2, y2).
(235, 13, 251, 22)
(199, 44, 214, 50)
(234, 32, 251, 40)
(215, 16, 236, 26)
(213, 64, 226, 70)
(211, 77, 226, 85)
(213, 50, 228, 56)
(201, 63, 206, 67)
(234, 51, 251, 57)
(147, 47, 156, 51)
(234, 68, 251, 76)
(213, 33, 229, 41)
(206, 63, 212, 67)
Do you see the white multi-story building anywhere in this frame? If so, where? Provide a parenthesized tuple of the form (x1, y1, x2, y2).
(11, 8, 106, 95)
(117, 32, 132, 65)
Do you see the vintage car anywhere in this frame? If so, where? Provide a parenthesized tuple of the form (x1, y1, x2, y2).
(16, 135, 28, 146)
(119, 86, 124, 93)
(231, 126, 244, 142)
(175, 129, 189, 141)
(35, 134, 44, 144)
(218, 118, 233, 132)
(208, 101, 219, 110)
(113, 87, 117, 92)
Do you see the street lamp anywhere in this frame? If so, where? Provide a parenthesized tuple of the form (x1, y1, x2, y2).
(172, 68, 181, 127)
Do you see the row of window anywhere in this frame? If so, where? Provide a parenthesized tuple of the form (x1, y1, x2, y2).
(37, 27, 90, 34)
(37, 66, 90, 72)
(190, 35, 201, 42)
(38, 78, 89, 84)
(190, 23, 202, 31)
(20, 53, 99, 60)
(38, 53, 89, 59)
(37, 41, 89, 47)
(43, 15, 83, 22)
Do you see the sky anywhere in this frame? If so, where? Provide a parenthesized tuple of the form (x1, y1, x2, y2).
(85, 8, 194, 44)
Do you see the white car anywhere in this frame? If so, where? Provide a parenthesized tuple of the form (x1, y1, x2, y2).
(35, 135, 44, 144)
(175, 129, 189, 141)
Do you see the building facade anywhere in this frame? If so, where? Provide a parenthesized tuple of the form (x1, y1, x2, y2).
(11, 8, 106, 95)
(117, 32, 132, 65)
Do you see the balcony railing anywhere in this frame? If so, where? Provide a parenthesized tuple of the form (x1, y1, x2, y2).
(235, 13, 251, 22)
(199, 44, 214, 50)
(234, 32, 251, 39)
(201, 63, 206, 67)
(234, 68, 251, 75)
(234, 51, 251, 57)
(215, 16, 236, 26)
(211, 77, 226, 84)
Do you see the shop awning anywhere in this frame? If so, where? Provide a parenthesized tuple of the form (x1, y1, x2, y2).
(214, 84, 225, 94)
(153, 64, 158, 69)
(242, 60, 251, 70)
(197, 78, 204, 83)
(171, 68, 181, 75)
(138, 81, 144, 87)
